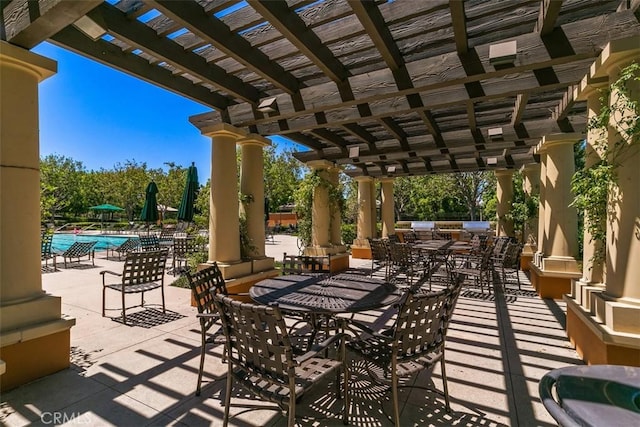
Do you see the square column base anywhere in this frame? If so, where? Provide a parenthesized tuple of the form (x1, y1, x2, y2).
(565, 297, 640, 366)
(302, 247, 350, 273)
(529, 257, 581, 299)
(520, 243, 536, 271)
(0, 329, 72, 391)
(197, 260, 278, 303)
(351, 239, 371, 259)
(571, 279, 605, 314)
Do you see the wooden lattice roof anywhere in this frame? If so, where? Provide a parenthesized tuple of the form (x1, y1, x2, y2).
(3, 0, 639, 177)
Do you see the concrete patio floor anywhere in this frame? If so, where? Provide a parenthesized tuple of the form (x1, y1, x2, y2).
(1, 235, 581, 426)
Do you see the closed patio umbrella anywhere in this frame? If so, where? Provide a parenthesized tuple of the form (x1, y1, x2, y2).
(140, 181, 159, 231)
(178, 163, 199, 223)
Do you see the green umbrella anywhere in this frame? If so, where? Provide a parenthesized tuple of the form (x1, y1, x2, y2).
(140, 181, 159, 228)
(89, 203, 125, 212)
(178, 163, 199, 223)
(89, 203, 124, 231)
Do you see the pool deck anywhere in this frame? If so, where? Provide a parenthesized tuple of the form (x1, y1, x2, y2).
(1, 234, 582, 426)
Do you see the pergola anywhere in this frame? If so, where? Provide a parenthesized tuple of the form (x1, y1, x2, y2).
(1, 0, 639, 390)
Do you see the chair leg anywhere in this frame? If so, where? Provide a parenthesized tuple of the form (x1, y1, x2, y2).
(392, 371, 400, 427)
(343, 359, 350, 425)
(161, 286, 166, 313)
(102, 286, 106, 317)
(440, 355, 451, 413)
(122, 291, 127, 324)
(223, 364, 232, 427)
(196, 328, 206, 396)
(288, 393, 296, 427)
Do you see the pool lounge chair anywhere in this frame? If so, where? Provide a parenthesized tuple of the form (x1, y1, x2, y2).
(107, 237, 141, 261)
(61, 241, 97, 268)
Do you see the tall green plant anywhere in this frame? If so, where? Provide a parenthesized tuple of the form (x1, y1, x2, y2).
(571, 62, 640, 265)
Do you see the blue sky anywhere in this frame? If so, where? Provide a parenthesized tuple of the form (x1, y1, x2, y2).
(32, 41, 302, 185)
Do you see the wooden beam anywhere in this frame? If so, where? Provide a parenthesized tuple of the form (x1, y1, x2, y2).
(309, 128, 349, 151)
(91, 3, 260, 103)
(150, 0, 300, 94)
(349, 0, 403, 70)
(311, 116, 585, 162)
(379, 117, 411, 151)
(218, 10, 640, 130)
(248, 0, 349, 83)
(511, 93, 530, 125)
(2, 0, 102, 48)
(250, 64, 589, 135)
(449, 0, 468, 54)
(536, 0, 564, 36)
(50, 26, 231, 110)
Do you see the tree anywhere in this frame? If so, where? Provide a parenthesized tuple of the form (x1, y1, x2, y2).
(263, 144, 302, 212)
(109, 159, 153, 221)
(451, 172, 493, 220)
(155, 162, 192, 221)
(40, 154, 86, 222)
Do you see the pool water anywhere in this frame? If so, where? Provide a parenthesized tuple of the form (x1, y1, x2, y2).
(52, 234, 131, 253)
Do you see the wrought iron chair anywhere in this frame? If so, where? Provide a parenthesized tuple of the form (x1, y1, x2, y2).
(184, 263, 229, 396)
(368, 238, 390, 279)
(171, 236, 196, 275)
(453, 244, 494, 294)
(61, 241, 97, 268)
(388, 242, 421, 286)
(213, 294, 349, 427)
(493, 242, 523, 290)
(41, 232, 57, 270)
(281, 252, 329, 275)
(101, 249, 168, 324)
(138, 234, 160, 251)
(347, 276, 463, 426)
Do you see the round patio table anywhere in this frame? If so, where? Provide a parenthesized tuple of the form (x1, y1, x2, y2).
(250, 273, 402, 314)
(539, 364, 640, 427)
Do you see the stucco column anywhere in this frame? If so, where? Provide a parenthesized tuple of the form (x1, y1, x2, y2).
(380, 178, 395, 238)
(535, 148, 548, 266)
(601, 45, 640, 304)
(201, 124, 246, 264)
(370, 179, 378, 237)
(238, 134, 270, 258)
(520, 163, 540, 270)
(355, 176, 374, 240)
(582, 81, 608, 284)
(328, 166, 342, 245)
(565, 38, 640, 366)
(529, 134, 582, 299)
(0, 42, 75, 391)
(541, 134, 580, 262)
(307, 160, 333, 248)
(495, 169, 515, 237)
(521, 163, 540, 244)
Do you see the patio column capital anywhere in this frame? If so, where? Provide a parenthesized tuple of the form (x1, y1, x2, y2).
(306, 159, 334, 170)
(378, 177, 395, 184)
(590, 36, 640, 80)
(201, 123, 246, 139)
(494, 169, 514, 178)
(354, 176, 374, 183)
(237, 133, 271, 147)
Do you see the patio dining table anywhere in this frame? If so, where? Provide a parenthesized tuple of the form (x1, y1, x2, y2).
(249, 273, 402, 315)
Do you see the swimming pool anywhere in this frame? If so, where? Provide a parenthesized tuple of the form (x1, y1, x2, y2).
(52, 234, 131, 252)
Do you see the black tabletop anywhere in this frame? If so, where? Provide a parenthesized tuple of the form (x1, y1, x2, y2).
(540, 364, 640, 427)
(249, 273, 402, 314)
